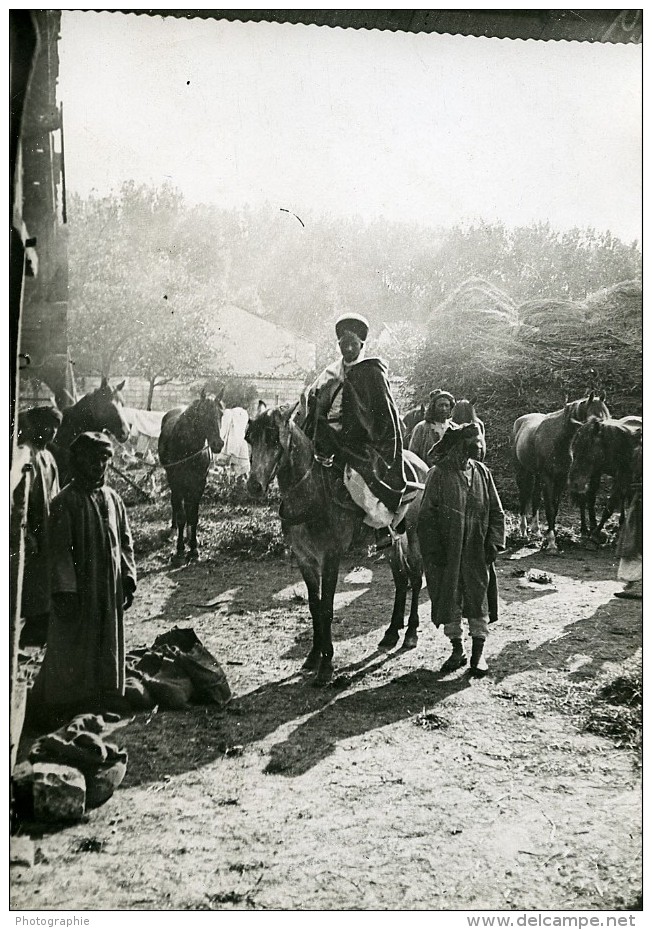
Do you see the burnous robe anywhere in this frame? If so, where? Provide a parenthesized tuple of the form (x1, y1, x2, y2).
(35, 482, 137, 711)
(417, 458, 505, 626)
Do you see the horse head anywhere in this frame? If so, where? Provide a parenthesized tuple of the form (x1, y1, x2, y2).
(245, 405, 298, 498)
(568, 419, 604, 494)
(564, 391, 610, 431)
(196, 388, 224, 454)
(86, 378, 130, 443)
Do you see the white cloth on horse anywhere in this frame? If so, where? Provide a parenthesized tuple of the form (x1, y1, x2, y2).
(344, 450, 423, 530)
(214, 407, 250, 476)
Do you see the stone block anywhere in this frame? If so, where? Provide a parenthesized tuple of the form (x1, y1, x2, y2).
(10, 836, 35, 868)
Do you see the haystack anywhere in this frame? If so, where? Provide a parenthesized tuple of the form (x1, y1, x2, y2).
(427, 277, 518, 328)
(412, 279, 642, 508)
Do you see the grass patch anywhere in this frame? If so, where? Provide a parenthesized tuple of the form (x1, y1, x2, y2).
(584, 656, 642, 754)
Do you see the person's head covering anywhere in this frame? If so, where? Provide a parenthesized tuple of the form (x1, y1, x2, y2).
(335, 313, 369, 343)
(429, 389, 456, 407)
(18, 405, 62, 444)
(428, 421, 482, 460)
(70, 431, 114, 458)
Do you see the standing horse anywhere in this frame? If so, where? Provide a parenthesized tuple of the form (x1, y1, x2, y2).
(246, 406, 427, 684)
(512, 392, 610, 552)
(49, 378, 130, 482)
(158, 390, 224, 561)
(568, 416, 642, 539)
(401, 403, 425, 444)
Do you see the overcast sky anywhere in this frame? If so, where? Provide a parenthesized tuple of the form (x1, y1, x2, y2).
(59, 11, 642, 243)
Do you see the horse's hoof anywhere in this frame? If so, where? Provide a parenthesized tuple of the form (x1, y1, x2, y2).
(315, 661, 333, 686)
(171, 552, 185, 567)
(301, 651, 320, 672)
(402, 630, 418, 651)
(187, 549, 199, 561)
(378, 629, 400, 651)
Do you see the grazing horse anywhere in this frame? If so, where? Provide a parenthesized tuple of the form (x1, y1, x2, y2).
(401, 403, 425, 444)
(568, 416, 642, 539)
(512, 392, 610, 552)
(158, 390, 224, 561)
(246, 406, 427, 684)
(49, 378, 130, 482)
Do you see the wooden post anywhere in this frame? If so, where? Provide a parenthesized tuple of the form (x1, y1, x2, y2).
(10, 449, 32, 772)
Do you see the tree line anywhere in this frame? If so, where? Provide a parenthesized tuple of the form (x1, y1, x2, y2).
(67, 183, 641, 407)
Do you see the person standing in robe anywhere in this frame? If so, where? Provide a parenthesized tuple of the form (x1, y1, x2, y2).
(408, 389, 455, 465)
(31, 431, 137, 722)
(17, 405, 63, 647)
(614, 433, 642, 600)
(417, 422, 505, 677)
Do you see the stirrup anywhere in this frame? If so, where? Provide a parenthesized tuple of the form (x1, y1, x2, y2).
(314, 453, 335, 467)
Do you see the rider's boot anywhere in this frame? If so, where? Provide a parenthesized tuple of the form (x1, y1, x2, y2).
(470, 637, 489, 677)
(439, 638, 467, 674)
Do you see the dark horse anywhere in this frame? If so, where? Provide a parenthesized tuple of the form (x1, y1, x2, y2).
(401, 403, 425, 444)
(158, 390, 224, 561)
(512, 392, 610, 552)
(49, 378, 130, 482)
(568, 415, 642, 540)
(246, 406, 427, 684)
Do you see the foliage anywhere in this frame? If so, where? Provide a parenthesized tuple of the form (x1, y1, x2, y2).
(68, 184, 640, 427)
(68, 183, 216, 407)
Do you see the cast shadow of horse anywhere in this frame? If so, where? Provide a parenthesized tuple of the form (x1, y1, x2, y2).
(119, 651, 470, 788)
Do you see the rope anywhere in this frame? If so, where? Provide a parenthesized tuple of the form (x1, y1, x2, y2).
(159, 441, 210, 469)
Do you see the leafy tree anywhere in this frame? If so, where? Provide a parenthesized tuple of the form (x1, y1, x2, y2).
(68, 183, 217, 408)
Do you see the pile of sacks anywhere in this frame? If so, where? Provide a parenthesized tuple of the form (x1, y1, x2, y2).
(14, 713, 127, 823)
(125, 627, 232, 711)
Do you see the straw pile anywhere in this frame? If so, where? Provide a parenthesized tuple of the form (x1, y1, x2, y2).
(412, 278, 642, 507)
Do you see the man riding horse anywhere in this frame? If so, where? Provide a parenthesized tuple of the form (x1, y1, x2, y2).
(302, 313, 407, 542)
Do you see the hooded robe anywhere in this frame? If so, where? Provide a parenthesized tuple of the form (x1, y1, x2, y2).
(417, 457, 505, 625)
(34, 481, 137, 710)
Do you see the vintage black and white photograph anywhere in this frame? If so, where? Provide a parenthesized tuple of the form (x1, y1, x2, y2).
(10, 8, 642, 914)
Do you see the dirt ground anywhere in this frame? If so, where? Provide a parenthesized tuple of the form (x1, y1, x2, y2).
(11, 503, 642, 912)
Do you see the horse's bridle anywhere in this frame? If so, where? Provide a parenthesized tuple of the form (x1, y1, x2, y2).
(262, 420, 313, 496)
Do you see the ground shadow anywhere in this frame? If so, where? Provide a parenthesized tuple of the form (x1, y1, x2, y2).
(118, 647, 471, 787)
(265, 667, 471, 776)
(491, 597, 641, 687)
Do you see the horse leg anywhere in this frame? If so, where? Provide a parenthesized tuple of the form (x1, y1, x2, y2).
(572, 491, 589, 537)
(583, 472, 601, 537)
(298, 562, 322, 672)
(186, 498, 200, 560)
(170, 490, 186, 558)
(402, 547, 423, 650)
(540, 474, 560, 553)
(595, 478, 621, 540)
(530, 477, 542, 536)
(378, 538, 408, 650)
(316, 552, 340, 685)
(515, 461, 535, 538)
